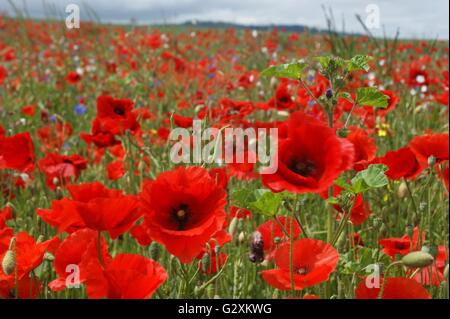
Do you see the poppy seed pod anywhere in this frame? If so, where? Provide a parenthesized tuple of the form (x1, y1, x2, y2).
(401, 251, 434, 268)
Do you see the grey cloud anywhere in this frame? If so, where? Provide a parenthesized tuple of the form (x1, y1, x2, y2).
(0, 0, 448, 39)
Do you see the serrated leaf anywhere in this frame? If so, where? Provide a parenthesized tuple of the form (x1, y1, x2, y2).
(351, 164, 388, 193)
(346, 55, 372, 72)
(260, 61, 307, 80)
(356, 87, 389, 108)
(249, 189, 282, 217)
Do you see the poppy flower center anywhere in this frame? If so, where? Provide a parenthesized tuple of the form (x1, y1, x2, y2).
(279, 96, 291, 104)
(114, 107, 125, 116)
(295, 266, 309, 275)
(172, 204, 190, 230)
(289, 160, 316, 177)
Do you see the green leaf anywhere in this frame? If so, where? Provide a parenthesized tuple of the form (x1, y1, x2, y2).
(335, 177, 352, 190)
(351, 164, 388, 193)
(260, 61, 307, 80)
(345, 55, 372, 72)
(356, 87, 389, 108)
(315, 56, 345, 69)
(249, 189, 283, 217)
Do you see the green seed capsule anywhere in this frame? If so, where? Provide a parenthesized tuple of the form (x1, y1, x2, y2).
(401, 251, 434, 268)
(2, 250, 16, 275)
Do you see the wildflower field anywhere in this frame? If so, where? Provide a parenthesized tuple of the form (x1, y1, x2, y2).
(0, 13, 449, 300)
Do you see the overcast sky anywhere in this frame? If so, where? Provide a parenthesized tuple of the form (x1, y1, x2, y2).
(1, 0, 448, 39)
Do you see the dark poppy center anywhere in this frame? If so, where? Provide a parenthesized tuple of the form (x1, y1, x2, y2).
(289, 159, 316, 177)
(279, 96, 290, 104)
(172, 203, 190, 230)
(295, 266, 310, 275)
(114, 107, 125, 116)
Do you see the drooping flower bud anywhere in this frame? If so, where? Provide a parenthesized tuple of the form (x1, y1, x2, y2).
(401, 251, 434, 268)
(2, 238, 16, 276)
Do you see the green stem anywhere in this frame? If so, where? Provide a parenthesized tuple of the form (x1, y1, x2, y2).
(378, 261, 403, 299)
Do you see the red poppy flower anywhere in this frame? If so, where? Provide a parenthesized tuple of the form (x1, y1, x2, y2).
(0, 206, 12, 229)
(38, 182, 141, 239)
(0, 232, 59, 281)
(379, 227, 423, 259)
(197, 230, 232, 274)
(65, 71, 81, 84)
(106, 160, 125, 180)
(21, 105, 36, 117)
(262, 112, 354, 193)
(0, 66, 7, 85)
(48, 229, 111, 292)
(0, 132, 35, 172)
(261, 239, 339, 290)
(229, 206, 252, 220)
(409, 133, 449, 165)
(378, 146, 424, 180)
(321, 185, 371, 226)
(346, 127, 377, 171)
(268, 83, 295, 109)
(257, 216, 301, 260)
(0, 275, 41, 299)
(140, 166, 227, 263)
(85, 253, 167, 299)
(38, 153, 87, 189)
(66, 182, 141, 239)
(355, 277, 430, 299)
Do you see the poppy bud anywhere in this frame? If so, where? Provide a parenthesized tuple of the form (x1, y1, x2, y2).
(444, 264, 448, 279)
(214, 244, 221, 255)
(2, 238, 16, 276)
(337, 127, 349, 138)
(249, 231, 264, 263)
(401, 251, 434, 268)
(238, 231, 245, 244)
(427, 156, 436, 167)
(201, 252, 211, 272)
(326, 88, 333, 99)
(149, 242, 161, 261)
(397, 182, 408, 198)
(228, 217, 238, 238)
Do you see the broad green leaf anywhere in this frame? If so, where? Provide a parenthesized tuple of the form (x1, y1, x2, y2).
(356, 87, 389, 108)
(351, 164, 388, 193)
(314, 56, 345, 70)
(249, 189, 283, 217)
(260, 61, 307, 80)
(345, 55, 372, 72)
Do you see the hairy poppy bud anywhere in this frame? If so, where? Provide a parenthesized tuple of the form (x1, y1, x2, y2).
(427, 156, 436, 167)
(249, 231, 264, 263)
(228, 217, 238, 238)
(149, 242, 161, 261)
(401, 251, 434, 268)
(201, 252, 211, 272)
(2, 250, 16, 276)
(337, 128, 349, 138)
(397, 182, 408, 198)
(2, 238, 16, 276)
